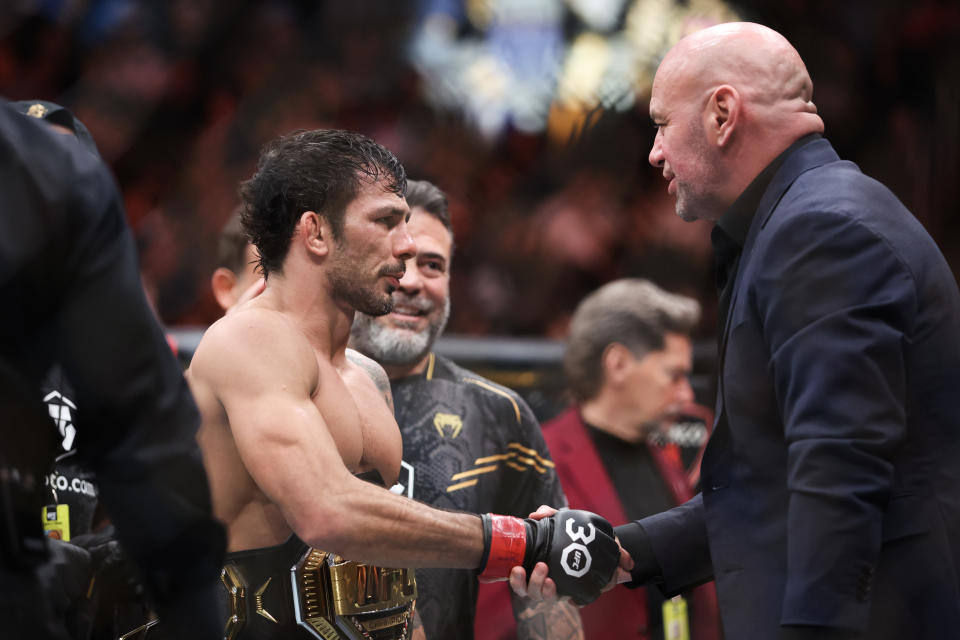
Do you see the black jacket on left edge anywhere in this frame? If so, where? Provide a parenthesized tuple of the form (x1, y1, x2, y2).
(0, 99, 225, 639)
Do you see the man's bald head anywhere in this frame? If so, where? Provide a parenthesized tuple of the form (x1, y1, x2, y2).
(649, 22, 824, 221)
(659, 23, 819, 123)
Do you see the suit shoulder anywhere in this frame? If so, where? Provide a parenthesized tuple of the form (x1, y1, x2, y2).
(0, 104, 110, 188)
(0, 104, 115, 223)
(780, 161, 912, 229)
(769, 166, 936, 283)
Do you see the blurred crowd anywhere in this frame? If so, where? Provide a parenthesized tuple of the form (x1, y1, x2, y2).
(0, 0, 957, 340)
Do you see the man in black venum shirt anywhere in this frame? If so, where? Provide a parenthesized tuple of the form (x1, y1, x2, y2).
(350, 179, 583, 640)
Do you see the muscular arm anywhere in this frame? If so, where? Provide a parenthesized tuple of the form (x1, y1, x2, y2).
(192, 312, 484, 568)
(512, 593, 583, 640)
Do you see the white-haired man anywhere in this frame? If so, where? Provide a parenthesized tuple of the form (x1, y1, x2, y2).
(351, 179, 585, 640)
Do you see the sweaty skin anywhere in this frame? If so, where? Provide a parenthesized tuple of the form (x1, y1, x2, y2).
(648, 22, 824, 222)
(187, 179, 487, 568)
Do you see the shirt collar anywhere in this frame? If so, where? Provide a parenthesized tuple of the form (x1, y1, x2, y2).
(714, 133, 822, 250)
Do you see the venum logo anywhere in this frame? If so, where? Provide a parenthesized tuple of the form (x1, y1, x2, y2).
(433, 412, 463, 438)
(560, 517, 596, 578)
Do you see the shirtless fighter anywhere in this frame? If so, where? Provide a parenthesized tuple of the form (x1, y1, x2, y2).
(186, 129, 626, 640)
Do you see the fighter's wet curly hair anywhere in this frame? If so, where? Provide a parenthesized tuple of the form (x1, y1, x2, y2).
(239, 129, 406, 277)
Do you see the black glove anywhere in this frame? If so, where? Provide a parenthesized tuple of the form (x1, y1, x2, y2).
(478, 509, 620, 605)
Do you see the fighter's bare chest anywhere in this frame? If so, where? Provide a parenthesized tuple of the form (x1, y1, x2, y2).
(311, 362, 401, 483)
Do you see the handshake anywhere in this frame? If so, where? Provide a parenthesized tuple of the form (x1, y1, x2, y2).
(477, 507, 632, 605)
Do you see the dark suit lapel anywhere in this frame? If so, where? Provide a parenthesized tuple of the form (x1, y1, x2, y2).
(757, 138, 841, 230)
(707, 139, 842, 474)
(720, 141, 840, 348)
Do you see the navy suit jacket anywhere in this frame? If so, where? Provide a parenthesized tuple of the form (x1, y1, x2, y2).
(620, 139, 960, 639)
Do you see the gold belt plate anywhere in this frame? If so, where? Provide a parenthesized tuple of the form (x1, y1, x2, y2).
(293, 549, 417, 640)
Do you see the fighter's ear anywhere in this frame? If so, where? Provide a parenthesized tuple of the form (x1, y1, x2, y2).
(706, 84, 740, 147)
(299, 210, 331, 258)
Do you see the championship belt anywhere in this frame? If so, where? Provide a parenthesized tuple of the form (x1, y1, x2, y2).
(219, 536, 416, 640)
(120, 536, 417, 640)
(286, 549, 417, 640)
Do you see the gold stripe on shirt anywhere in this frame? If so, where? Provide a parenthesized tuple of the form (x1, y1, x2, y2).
(507, 442, 555, 468)
(462, 378, 522, 425)
(450, 464, 499, 481)
(447, 478, 479, 492)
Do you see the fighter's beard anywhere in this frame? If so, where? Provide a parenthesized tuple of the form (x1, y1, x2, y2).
(351, 296, 450, 367)
(328, 262, 404, 317)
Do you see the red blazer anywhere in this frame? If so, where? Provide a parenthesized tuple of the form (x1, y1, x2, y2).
(473, 402, 646, 640)
(473, 407, 720, 640)
(543, 407, 721, 640)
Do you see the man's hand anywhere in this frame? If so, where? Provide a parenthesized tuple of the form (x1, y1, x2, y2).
(509, 506, 635, 602)
(509, 560, 556, 600)
(478, 507, 625, 605)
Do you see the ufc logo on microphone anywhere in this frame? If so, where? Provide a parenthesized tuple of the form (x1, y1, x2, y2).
(560, 517, 594, 578)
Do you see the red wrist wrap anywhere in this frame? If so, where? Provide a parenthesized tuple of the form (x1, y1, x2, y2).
(479, 515, 527, 582)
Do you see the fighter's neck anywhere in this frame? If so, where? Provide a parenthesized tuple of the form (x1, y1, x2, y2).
(258, 275, 354, 358)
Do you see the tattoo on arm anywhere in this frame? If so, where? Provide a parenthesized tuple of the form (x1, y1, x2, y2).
(512, 593, 583, 640)
(346, 348, 394, 412)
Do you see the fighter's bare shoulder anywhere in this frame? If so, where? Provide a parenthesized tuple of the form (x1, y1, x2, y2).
(190, 307, 319, 397)
(345, 348, 393, 412)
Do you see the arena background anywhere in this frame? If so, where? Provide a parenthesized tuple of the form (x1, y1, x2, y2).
(2, 0, 958, 419)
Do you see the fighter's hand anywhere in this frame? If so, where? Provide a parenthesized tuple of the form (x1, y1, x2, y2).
(478, 508, 622, 605)
(507, 506, 559, 601)
(522, 505, 635, 596)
